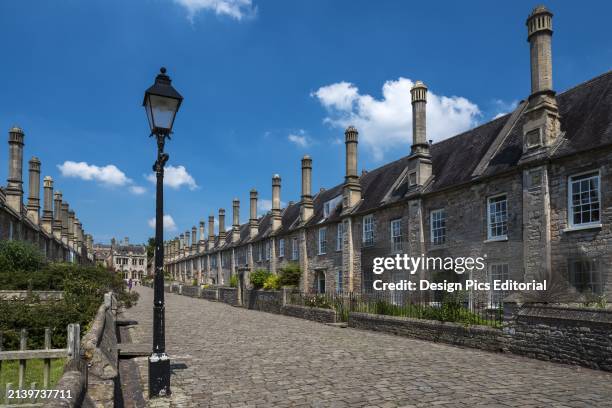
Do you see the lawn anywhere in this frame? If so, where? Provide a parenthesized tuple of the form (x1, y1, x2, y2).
(0, 358, 65, 401)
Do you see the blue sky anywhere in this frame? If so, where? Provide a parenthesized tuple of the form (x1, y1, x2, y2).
(0, 0, 610, 244)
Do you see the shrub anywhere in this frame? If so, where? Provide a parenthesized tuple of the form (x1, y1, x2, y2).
(278, 263, 301, 287)
(229, 275, 239, 288)
(263, 274, 280, 290)
(250, 269, 271, 289)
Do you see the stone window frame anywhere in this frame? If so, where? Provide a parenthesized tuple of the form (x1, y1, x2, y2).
(264, 241, 271, 261)
(318, 227, 327, 255)
(292, 237, 299, 260)
(567, 170, 601, 229)
(362, 214, 375, 247)
(279, 238, 285, 258)
(336, 222, 343, 252)
(390, 218, 402, 252)
(488, 262, 509, 308)
(486, 193, 508, 241)
(430, 209, 447, 245)
(408, 171, 417, 186)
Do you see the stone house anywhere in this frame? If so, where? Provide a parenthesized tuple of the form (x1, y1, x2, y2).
(165, 6, 612, 303)
(0, 126, 93, 264)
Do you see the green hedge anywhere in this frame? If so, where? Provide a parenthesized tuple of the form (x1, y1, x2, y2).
(0, 240, 138, 349)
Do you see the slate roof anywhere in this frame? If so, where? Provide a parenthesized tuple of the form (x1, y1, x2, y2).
(199, 70, 612, 248)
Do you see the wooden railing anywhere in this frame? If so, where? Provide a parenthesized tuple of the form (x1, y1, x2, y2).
(0, 324, 79, 406)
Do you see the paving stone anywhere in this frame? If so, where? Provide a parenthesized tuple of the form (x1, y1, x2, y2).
(122, 287, 612, 407)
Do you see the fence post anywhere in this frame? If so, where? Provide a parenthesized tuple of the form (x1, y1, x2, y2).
(0, 331, 3, 373)
(67, 323, 80, 361)
(18, 329, 27, 390)
(5, 383, 12, 405)
(43, 328, 51, 388)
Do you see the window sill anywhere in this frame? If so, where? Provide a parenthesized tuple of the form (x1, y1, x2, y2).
(563, 223, 602, 233)
(484, 236, 508, 243)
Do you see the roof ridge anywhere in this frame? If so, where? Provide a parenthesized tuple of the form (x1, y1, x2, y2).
(556, 70, 612, 97)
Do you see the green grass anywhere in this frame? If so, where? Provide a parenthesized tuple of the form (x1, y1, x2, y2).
(0, 358, 65, 395)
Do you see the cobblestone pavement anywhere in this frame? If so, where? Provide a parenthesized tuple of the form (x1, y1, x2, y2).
(122, 286, 612, 407)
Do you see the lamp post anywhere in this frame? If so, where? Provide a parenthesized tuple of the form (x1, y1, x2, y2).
(143, 67, 183, 397)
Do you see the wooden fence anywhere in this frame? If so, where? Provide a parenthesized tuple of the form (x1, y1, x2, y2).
(0, 324, 80, 406)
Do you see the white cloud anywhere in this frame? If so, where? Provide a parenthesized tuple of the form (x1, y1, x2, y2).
(146, 165, 198, 190)
(173, 0, 255, 21)
(257, 199, 286, 214)
(288, 129, 312, 148)
(129, 185, 147, 195)
(491, 99, 519, 119)
(58, 161, 131, 186)
(312, 78, 481, 161)
(148, 215, 177, 231)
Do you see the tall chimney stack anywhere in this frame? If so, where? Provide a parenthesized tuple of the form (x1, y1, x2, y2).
(41, 177, 54, 233)
(61, 202, 69, 244)
(6, 126, 25, 213)
(68, 210, 76, 248)
(522, 6, 560, 153)
(271, 175, 282, 232)
(218, 209, 226, 245)
(199, 220, 205, 241)
(191, 226, 197, 251)
(527, 6, 553, 97)
(53, 191, 63, 240)
(300, 155, 314, 222)
(184, 230, 190, 255)
(232, 199, 240, 243)
(26, 157, 41, 224)
(409, 82, 433, 186)
(410, 81, 430, 156)
(208, 215, 215, 250)
(179, 233, 185, 256)
(343, 126, 362, 208)
(249, 189, 259, 239)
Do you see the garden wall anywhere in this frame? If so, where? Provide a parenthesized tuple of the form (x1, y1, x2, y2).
(201, 288, 219, 301)
(348, 312, 504, 352)
(504, 304, 612, 371)
(281, 304, 337, 324)
(218, 287, 238, 306)
(244, 290, 283, 313)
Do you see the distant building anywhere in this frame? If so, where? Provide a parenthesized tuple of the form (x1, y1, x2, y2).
(93, 237, 147, 283)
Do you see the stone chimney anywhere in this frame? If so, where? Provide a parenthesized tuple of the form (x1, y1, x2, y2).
(522, 5, 560, 155)
(52, 191, 63, 240)
(199, 220, 205, 242)
(68, 210, 76, 248)
(218, 209, 226, 245)
(271, 175, 282, 232)
(409, 81, 433, 186)
(232, 199, 240, 243)
(410, 81, 430, 157)
(249, 189, 259, 239)
(41, 176, 54, 233)
(179, 233, 184, 256)
(61, 202, 69, 244)
(208, 215, 215, 250)
(191, 226, 197, 251)
(26, 157, 41, 224)
(6, 127, 25, 213)
(343, 126, 362, 208)
(300, 155, 314, 222)
(184, 230, 190, 255)
(75, 219, 83, 253)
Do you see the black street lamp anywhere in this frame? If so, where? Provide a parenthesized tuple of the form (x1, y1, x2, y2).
(143, 67, 183, 398)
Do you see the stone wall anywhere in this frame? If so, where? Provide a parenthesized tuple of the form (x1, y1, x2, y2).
(244, 289, 283, 313)
(181, 285, 200, 298)
(0, 290, 64, 301)
(349, 312, 504, 352)
(201, 288, 219, 301)
(505, 303, 612, 371)
(218, 287, 238, 306)
(281, 304, 337, 324)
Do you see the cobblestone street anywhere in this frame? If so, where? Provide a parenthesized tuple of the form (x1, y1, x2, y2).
(122, 286, 612, 407)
